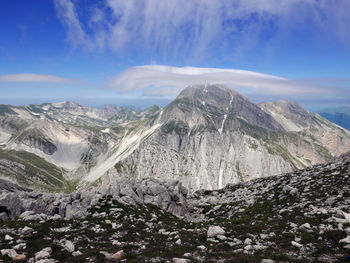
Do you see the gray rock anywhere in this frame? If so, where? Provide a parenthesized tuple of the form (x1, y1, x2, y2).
(0, 212, 9, 221)
(244, 238, 252, 245)
(173, 258, 191, 263)
(36, 259, 58, 263)
(5, 234, 13, 240)
(72, 251, 83, 257)
(35, 247, 52, 260)
(300, 222, 311, 230)
(340, 236, 350, 244)
(197, 245, 206, 251)
(63, 240, 75, 253)
(207, 225, 225, 238)
(1, 249, 17, 258)
(291, 241, 303, 248)
(21, 226, 34, 235)
(217, 235, 227, 240)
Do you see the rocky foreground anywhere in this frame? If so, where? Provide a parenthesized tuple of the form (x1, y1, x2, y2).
(1, 152, 350, 262)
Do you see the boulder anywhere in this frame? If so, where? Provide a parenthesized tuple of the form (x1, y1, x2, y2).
(207, 226, 225, 238)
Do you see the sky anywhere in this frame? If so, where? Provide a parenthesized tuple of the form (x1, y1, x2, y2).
(0, 0, 350, 110)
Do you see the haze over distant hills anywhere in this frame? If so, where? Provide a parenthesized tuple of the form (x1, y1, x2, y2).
(318, 107, 350, 130)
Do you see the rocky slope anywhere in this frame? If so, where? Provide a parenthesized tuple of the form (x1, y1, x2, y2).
(0, 152, 350, 262)
(111, 84, 350, 192)
(0, 84, 349, 192)
(0, 103, 161, 190)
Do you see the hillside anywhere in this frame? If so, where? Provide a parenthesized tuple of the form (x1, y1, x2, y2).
(0, 151, 350, 262)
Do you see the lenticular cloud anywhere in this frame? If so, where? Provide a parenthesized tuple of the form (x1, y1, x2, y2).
(106, 65, 329, 97)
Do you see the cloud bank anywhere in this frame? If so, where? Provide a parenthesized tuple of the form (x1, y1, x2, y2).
(53, 0, 350, 62)
(0, 73, 79, 84)
(106, 65, 335, 98)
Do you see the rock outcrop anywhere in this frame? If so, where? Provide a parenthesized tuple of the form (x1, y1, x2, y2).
(1, 151, 350, 262)
(0, 175, 189, 221)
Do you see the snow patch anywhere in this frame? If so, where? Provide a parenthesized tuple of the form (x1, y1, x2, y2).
(218, 114, 227, 134)
(218, 168, 223, 189)
(101, 128, 110, 134)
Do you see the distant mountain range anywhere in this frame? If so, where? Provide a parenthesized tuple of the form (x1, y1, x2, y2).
(318, 107, 350, 130)
(0, 84, 349, 192)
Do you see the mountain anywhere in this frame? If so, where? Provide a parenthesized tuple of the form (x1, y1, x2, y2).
(1, 150, 350, 262)
(318, 107, 350, 130)
(0, 84, 349, 192)
(0, 102, 161, 190)
(109, 84, 350, 192)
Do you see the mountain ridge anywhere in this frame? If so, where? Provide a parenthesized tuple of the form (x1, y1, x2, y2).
(0, 84, 349, 192)
(105, 84, 350, 192)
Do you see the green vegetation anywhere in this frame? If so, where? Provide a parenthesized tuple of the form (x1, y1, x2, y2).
(0, 149, 75, 192)
(161, 120, 189, 135)
(15, 129, 57, 155)
(236, 161, 243, 182)
(0, 105, 16, 116)
(114, 161, 137, 177)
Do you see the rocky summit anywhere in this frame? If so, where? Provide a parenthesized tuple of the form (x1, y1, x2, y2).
(0, 151, 350, 262)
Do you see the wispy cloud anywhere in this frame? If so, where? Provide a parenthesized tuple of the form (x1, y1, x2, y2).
(0, 73, 80, 84)
(53, 0, 86, 48)
(106, 65, 335, 98)
(53, 0, 350, 61)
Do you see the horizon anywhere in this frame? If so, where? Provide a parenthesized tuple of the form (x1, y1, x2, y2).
(1, 0, 350, 110)
(3, 84, 350, 113)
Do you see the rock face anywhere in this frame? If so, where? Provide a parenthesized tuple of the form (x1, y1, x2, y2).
(114, 84, 350, 192)
(98, 175, 189, 216)
(0, 175, 189, 220)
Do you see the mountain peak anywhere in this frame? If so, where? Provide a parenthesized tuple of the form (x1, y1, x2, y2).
(175, 84, 241, 114)
(177, 84, 238, 99)
(160, 84, 284, 133)
(52, 101, 81, 109)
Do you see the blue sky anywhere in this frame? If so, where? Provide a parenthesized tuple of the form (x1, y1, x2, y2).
(0, 0, 350, 110)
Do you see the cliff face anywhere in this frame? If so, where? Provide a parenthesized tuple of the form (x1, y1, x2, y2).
(112, 84, 350, 192)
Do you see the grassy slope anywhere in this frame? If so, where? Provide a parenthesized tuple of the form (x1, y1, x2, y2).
(0, 149, 76, 192)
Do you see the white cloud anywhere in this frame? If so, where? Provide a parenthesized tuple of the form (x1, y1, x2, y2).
(53, 0, 350, 60)
(53, 0, 86, 48)
(106, 65, 332, 98)
(0, 73, 80, 84)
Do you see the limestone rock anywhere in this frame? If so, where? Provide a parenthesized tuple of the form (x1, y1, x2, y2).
(207, 226, 225, 238)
